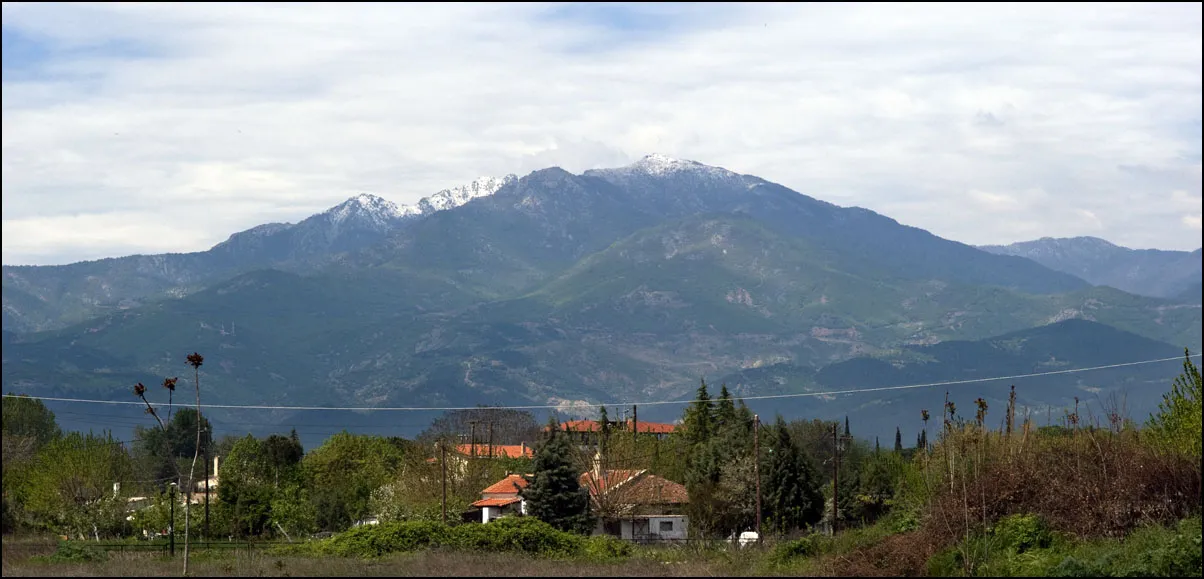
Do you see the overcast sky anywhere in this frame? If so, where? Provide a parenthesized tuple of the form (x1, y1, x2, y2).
(2, 2, 1201, 266)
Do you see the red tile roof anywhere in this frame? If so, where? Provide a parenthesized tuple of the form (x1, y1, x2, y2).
(470, 497, 522, 508)
(548, 420, 676, 434)
(480, 474, 529, 495)
(579, 469, 643, 495)
(610, 474, 689, 505)
(454, 444, 533, 459)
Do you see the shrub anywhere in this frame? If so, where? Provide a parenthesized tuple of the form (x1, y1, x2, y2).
(315, 517, 588, 559)
(582, 535, 632, 560)
(992, 513, 1052, 554)
(48, 541, 109, 563)
(767, 533, 823, 566)
(322, 521, 453, 557)
(451, 516, 583, 557)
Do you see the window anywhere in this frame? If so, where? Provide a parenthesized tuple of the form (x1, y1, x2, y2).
(659, 521, 673, 532)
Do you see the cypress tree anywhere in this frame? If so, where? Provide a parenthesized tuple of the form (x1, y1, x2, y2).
(844, 416, 850, 438)
(715, 384, 736, 433)
(683, 378, 714, 448)
(523, 419, 593, 534)
(875, 436, 880, 455)
(764, 416, 824, 534)
(894, 427, 903, 453)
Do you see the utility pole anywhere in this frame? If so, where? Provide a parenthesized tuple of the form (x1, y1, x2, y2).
(754, 414, 762, 543)
(440, 441, 448, 525)
(203, 430, 210, 541)
(831, 423, 840, 535)
(632, 405, 638, 443)
(469, 421, 478, 459)
(169, 483, 176, 556)
(487, 422, 494, 459)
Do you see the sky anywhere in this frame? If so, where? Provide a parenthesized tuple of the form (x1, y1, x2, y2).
(2, 2, 1201, 266)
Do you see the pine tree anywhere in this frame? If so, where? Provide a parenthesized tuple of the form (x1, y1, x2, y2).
(683, 378, 714, 448)
(875, 437, 880, 455)
(523, 419, 593, 534)
(764, 416, 824, 534)
(598, 406, 610, 454)
(844, 416, 851, 438)
(894, 427, 903, 453)
(715, 384, 736, 433)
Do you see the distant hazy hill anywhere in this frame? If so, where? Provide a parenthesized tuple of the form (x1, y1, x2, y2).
(980, 237, 1202, 299)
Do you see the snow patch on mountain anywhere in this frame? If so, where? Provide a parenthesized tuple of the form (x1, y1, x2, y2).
(410, 174, 518, 215)
(325, 193, 406, 230)
(584, 154, 746, 185)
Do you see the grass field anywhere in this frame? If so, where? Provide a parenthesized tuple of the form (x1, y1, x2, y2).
(0, 537, 781, 577)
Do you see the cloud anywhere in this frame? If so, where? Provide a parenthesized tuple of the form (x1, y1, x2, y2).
(2, 2, 1202, 265)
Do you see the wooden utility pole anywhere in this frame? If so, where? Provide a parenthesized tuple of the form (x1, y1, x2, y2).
(754, 414, 762, 543)
(632, 405, 638, 442)
(440, 442, 448, 524)
(469, 421, 478, 459)
(487, 422, 494, 459)
(203, 439, 210, 540)
(832, 423, 840, 535)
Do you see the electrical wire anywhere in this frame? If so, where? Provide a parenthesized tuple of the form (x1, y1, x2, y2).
(4, 353, 1196, 412)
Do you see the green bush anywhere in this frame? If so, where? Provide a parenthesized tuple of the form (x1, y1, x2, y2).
(314, 516, 591, 559)
(451, 517, 583, 557)
(48, 541, 109, 563)
(582, 535, 632, 560)
(322, 521, 454, 557)
(992, 513, 1052, 554)
(768, 534, 824, 566)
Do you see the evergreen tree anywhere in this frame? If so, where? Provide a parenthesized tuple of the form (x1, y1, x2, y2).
(844, 416, 850, 438)
(683, 379, 714, 448)
(764, 416, 824, 534)
(598, 406, 610, 454)
(715, 385, 736, 433)
(523, 419, 593, 534)
(894, 427, 903, 453)
(875, 437, 880, 455)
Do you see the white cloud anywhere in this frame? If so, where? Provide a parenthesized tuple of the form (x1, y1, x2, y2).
(2, 2, 1202, 264)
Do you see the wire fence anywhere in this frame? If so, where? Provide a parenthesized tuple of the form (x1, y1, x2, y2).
(1, 540, 295, 557)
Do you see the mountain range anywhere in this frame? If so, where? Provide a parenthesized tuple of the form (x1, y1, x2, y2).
(2, 155, 1200, 445)
(980, 237, 1202, 300)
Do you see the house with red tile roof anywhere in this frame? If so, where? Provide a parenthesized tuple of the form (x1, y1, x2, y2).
(548, 419, 677, 443)
(471, 460, 689, 541)
(470, 474, 529, 523)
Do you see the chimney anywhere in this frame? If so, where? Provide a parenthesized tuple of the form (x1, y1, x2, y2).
(520, 442, 526, 457)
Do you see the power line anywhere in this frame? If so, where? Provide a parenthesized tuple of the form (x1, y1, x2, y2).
(4, 354, 1197, 412)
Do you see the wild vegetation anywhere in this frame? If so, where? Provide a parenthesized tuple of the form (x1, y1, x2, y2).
(2, 351, 1200, 576)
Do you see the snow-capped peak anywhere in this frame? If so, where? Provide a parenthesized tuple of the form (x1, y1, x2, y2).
(631, 153, 704, 175)
(405, 174, 518, 215)
(585, 154, 744, 184)
(325, 193, 405, 229)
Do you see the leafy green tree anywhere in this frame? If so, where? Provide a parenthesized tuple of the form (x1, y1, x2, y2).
(764, 416, 824, 534)
(1146, 350, 1202, 457)
(2, 394, 61, 447)
(133, 408, 213, 492)
(304, 431, 405, 531)
(2, 395, 62, 531)
(522, 420, 593, 534)
(216, 435, 274, 537)
(18, 431, 134, 538)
